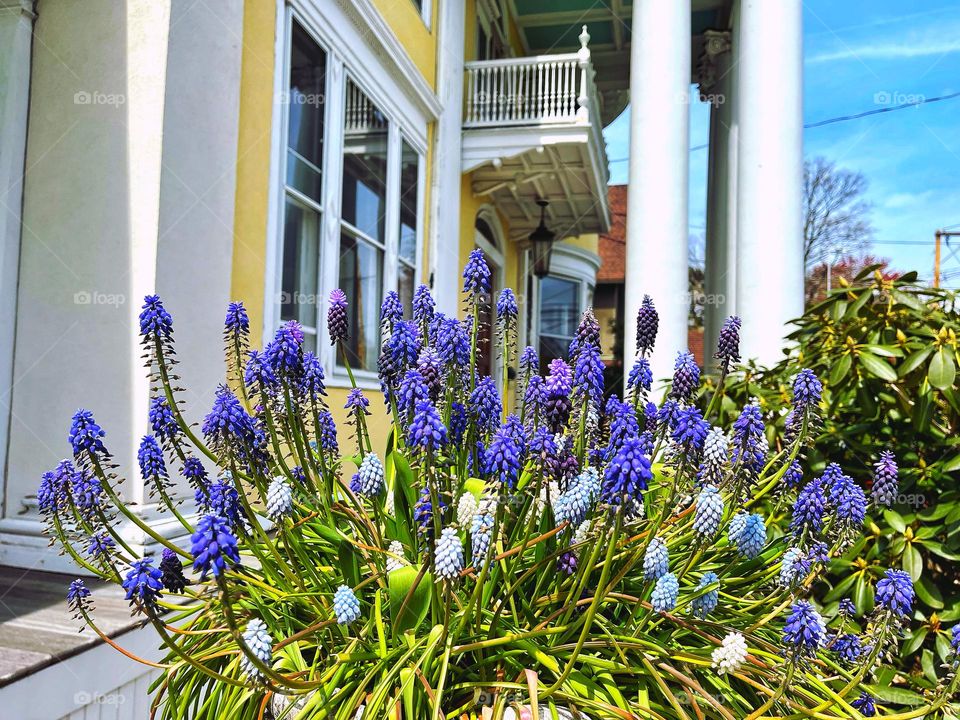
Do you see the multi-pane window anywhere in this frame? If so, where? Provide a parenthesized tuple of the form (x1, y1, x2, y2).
(275, 12, 425, 380)
(538, 276, 580, 371)
(339, 81, 388, 371)
(280, 21, 327, 351)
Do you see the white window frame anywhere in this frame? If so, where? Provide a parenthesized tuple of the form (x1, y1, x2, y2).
(265, 1, 428, 388)
(528, 243, 600, 363)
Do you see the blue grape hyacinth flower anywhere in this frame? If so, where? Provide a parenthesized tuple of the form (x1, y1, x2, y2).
(872, 450, 899, 507)
(462, 248, 491, 296)
(635, 295, 658, 355)
(643, 537, 669, 581)
(851, 692, 876, 717)
(783, 600, 826, 659)
(122, 557, 164, 609)
(693, 485, 724, 539)
(651, 572, 679, 613)
(691, 572, 719, 619)
(334, 585, 361, 625)
(69, 409, 108, 458)
(671, 351, 700, 400)
(875, 568, 914, 618)
(191, 514, 241, 580)
(737, 514, 767, 559)
(602, 436, 652, 507)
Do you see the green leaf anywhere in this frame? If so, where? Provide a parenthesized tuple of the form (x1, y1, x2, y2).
(862, 344, 902, 358)
(863, 684, 925, 706)
(338, 539, 360, 588)
(901, 627, 927, 656)
(936, 632, 952, 662)
(916, 575, 944, 609)
(902, 543, 923, 581)
(830, 354, 852, 385)
(388, 565, 432, 634)
(942, 454, 960, 473)
(921, 648, 937, 683)
(899, 346, 935, 377)
(883, 509, 907, 533)
(859, 351, 898, 382)
(928, 347, 956, 390)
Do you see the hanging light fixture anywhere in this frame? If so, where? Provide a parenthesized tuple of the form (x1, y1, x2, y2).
(529, 199, 556, 278)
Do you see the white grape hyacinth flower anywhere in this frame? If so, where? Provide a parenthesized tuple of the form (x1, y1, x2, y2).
(385, 540, 406, 573)
(456, 491, 479, 527)
(712, 631, 749, 674)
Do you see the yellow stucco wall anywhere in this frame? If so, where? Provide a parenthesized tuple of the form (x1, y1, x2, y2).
(231, 0, 274, 338)
(370, 0, 438, 89)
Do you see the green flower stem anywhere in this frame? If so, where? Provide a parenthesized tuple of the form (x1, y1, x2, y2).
(744, 662, 794, 720)
(90, 454, 189, 558)
(542, 511, 622, 697)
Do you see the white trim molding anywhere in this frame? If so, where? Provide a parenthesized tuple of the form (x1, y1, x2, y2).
(330, 0, 441, 119)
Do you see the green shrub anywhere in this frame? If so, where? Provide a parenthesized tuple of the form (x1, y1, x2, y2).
(714, 266, 960, 682)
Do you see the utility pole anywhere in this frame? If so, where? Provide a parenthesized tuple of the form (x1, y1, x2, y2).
(934, 230, 960, 288)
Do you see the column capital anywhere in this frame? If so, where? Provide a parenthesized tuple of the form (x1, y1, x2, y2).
(696, 30, 732, 100)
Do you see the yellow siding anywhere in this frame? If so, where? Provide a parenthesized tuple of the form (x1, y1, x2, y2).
(231, 0, 275, 338)
(370, 0, 438, 89)
(559, 233, 600, 255)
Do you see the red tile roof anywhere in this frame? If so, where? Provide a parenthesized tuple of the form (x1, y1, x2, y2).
(598, 184, 627, 283)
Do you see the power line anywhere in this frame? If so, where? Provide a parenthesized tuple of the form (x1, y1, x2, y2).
(805, 90, 960, 128)
(607, 91, 960, 163)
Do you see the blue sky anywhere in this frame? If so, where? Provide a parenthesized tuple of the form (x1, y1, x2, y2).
(603, 1, 960, 286)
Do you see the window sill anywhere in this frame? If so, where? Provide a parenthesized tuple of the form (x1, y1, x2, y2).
(326, 369, 381, 393)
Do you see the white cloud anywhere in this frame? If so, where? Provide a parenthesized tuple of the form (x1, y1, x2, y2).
(808, 40, 960, 64)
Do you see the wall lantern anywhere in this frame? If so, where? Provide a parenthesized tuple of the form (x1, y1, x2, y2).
(529, 199, 556, 278)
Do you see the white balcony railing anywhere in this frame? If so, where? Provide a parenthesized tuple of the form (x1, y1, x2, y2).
(463, 26, 601, 129)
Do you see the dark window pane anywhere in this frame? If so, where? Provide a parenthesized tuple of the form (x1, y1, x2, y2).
(280, 197, 319, 341)
(342, 80, 388, 243)
(286, 21, 326, 202)
(338, 232, 383, 371)
(539, 334, 571, 369)
(398, 263, 415, 317)
(539, 277, 579, 337)
(398, 140, 419, 264)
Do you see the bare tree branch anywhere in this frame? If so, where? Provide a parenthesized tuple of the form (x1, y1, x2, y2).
(803, 157, 874, 269)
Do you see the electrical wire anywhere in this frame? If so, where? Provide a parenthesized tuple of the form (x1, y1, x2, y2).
(608, 91, 960, 163)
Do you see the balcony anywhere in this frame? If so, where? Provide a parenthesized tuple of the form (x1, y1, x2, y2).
(461, 27, 611, 239)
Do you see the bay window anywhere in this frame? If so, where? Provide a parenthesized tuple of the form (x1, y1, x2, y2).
(272, 8, 426, 382)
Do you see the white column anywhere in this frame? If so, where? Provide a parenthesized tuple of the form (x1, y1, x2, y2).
(703, 47, 735, 366)
(429, 0, 465, 314)
(0, 0, 243, 571)
(0, 0, 34, 526)
(735, 0, 804, 364)
(624, 0, 691, 382)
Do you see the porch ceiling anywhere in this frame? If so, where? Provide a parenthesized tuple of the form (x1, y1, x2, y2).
(466, 136, 610, 240)
(506, 0, 732, 125)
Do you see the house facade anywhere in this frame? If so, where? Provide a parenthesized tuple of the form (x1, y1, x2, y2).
(0, 0, 802, 715)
